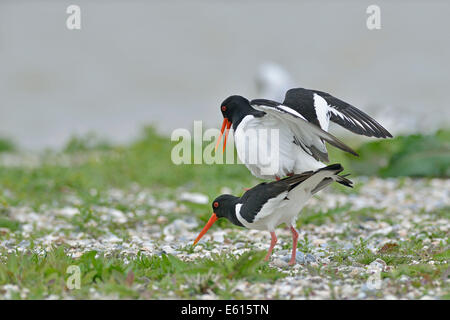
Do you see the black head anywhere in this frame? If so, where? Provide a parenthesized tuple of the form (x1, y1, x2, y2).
(220, 95, 254, 129)
(212, 194, 244, 228)
(211, 194, 238, 219)
(193, 194, 242, 245)
(215, 95, 258, 153)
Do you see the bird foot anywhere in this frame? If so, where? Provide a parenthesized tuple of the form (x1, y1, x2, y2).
(288, 259, 296, 266)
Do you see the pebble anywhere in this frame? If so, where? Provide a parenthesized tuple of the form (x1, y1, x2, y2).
(281, 251, 305, 264)
(163, 218, 198, 236)
(1, 176, 448, 300)
(313, 239, 326, 246)
(108, 209, 128, 223)
(57, 207, 79, 218)
(368, 258, 387, 272)
(18, 240, 30, 248)
(296, 252, 306, 264)
(272, 259, 289, 268)
(357, 292, 367, 299)
(212, 231, 226, 243)
(234, 242, 245, 249)
(156, 200, 177, 212)
(156, 216, 168, 224)
(179, 192, 209, 204)
(161, 246, 177, 255)
(103, 234, 122, 243)
(399, 275, 410, 282)
(305, 253, 317, 263)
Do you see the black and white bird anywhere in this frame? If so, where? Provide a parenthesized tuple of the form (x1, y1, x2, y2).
(215, 88, 392, 180)
(193, 163, 353, 265)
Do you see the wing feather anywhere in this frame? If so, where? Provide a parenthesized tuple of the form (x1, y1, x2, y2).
(280, 88, 392, 138)
(239, 173, 314, 223)
(250, 99, 358, 161)
(310, 89, 393, 138)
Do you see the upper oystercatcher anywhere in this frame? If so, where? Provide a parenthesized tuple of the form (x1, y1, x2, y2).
(193, 163, 352, 265)
(215, 88, 392, 179)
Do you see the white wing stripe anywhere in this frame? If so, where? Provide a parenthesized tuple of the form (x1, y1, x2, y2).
(252, 102, 358, 157)
(275, 105, 308, 121)
(313, 93, 330, 131)
(328, 108, 365, 129)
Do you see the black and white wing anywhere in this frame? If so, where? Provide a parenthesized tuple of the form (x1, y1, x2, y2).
(238, 172, 314, 223)
(250, 98, 358, 162)
(283, 88, 393, 138)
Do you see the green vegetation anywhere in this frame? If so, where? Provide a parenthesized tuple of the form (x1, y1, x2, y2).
(63, 134, 112, 153)
(0, 127, 448, 299)
(0, 138, 15, 153)
(0, 247, 284, 299)
(0, 127, 256, 208)
(297, 205, 351, 226)
(0, 217, 20, 232)
(330, 129, 450, 177)
(1, 128, 448, 208)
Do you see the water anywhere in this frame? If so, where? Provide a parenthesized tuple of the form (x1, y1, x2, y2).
(0, 1, 449, 149)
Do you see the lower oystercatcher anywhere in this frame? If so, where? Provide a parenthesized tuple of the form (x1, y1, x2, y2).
(193, 164, 352, 265)
(215, 88, 392, 180)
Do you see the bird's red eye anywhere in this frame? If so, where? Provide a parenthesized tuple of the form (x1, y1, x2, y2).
(221, 106, 227, 112)
(213, 201, 219, 208)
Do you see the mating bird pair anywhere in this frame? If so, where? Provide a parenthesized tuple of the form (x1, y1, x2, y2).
(193, 87, 392, 264)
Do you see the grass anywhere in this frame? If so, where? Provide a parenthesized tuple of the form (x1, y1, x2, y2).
(0, 217, 20, 232)
(0, 247, 284, 299)
(0, 127, 449, 299)
(297, 205, 352, 226)
(0, 127, 257, 209)
(329, 129, 450, 177)
(1, 127, 449, 208)
(0, 138, 15, 153)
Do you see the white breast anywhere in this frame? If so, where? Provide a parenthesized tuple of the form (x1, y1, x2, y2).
(234, 115, 323, 179)
(234, 172, 332, 232)
(235, 190, 310, 232)
(235, 198, 289, 231)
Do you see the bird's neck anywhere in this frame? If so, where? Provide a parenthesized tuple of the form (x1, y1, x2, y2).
(231, 107, 265, 131)
(224, 200, 245, 228)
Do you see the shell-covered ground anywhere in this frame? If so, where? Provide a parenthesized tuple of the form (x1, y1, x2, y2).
(0, 175, 448, 299)
(0, 130, 449, 299)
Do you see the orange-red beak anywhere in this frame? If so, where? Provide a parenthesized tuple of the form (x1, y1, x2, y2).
(215, 118, 232, 153)
(193, 213, 219, 246)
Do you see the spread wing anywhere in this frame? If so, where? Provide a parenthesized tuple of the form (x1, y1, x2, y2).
(250, 98, 358, 162)
(283, 88, 393, 138)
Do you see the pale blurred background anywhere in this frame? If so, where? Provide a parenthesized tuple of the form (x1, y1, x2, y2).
(0, 0, 449, 149)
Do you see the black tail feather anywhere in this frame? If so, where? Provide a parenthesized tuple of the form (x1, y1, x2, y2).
(336, 175, 353, 188)
(278, 163, 353, 191)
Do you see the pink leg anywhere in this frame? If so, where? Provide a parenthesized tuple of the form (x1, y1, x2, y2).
(288, 226, 299, 265)
(264, 232, 277, 261)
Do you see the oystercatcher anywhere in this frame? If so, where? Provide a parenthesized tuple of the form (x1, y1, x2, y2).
(193, 164, 352, 265)
(215, 88, 392, 179)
